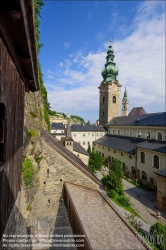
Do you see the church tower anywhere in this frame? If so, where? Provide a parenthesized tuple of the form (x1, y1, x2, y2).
(64, 123, 73, 152)
(122, 87, 129, 116)
(99, 40, 121, 125)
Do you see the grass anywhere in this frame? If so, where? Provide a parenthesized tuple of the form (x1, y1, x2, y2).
(22, 157, 34, 187)
(107, 190, 147, 223)
(28, 129, 38, 140)
(36, 156, 44, 163)
(27, 204, 32, 211)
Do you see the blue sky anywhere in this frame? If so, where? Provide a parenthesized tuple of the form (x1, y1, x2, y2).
(39, 1, 165, 123)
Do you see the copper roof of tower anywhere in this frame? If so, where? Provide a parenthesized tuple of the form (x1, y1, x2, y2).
(129, 107, 147, 116)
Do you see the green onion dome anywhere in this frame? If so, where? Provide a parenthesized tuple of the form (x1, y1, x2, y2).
(101, 40, 119, 82)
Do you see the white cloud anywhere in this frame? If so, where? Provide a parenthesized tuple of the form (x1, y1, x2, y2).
(45, 1, 165, 122)
(64, 42, 70, 48)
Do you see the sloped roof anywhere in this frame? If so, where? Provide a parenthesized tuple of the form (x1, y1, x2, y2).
(94, 135, 146, 155)
(106, 112, 166, 127)
(73, 141, 89, 156)
(129, 107, 147, 116)
(41, 129, 100, 185)
(136, 141, 166, 154)
(154, 169, 166, 177)
(71, 124, 106, 132)
(64, 182, 148, 250)
(51, 123, 65, 130)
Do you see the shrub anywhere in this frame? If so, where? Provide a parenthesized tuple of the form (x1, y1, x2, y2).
(36, 156, 44, 163)
(22, 157, 34, 186)
(117, 195, 131, 207)
(27, 204, 32, 211)
(150, 222, 166, 250)
(107, 189, 117, 198)
(28, 129, 38, 140)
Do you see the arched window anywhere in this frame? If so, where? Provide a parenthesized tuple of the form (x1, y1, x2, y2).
(0, 103, 6, 163)
(146, 131, 150, 139)
(129, 130, 133, 137)
(103, 111, 105, 116)
(140, 152, 145, 163)
(142, 171, 147, 180)
(157, 132, 162, 141)
(103, 97, 105, 104)
(132, 166, 135, 174)
(154, 155, 159, 168)
(137, 131, 141, 138)
(113, 96, 116, 103)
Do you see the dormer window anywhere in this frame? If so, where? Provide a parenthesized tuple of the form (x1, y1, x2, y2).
(146, 131, 150, 139)
(157, 132, 162, 141)
(137, 131, 141, 138)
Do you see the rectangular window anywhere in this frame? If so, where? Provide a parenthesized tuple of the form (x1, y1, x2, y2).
(96, 133, 99, 136)
(121, 152, 123, 156)
(88, 133, 90, 135)
(92, 133, 94, 137)
(61, 131, 63, 133)
(83, 141, 85, 145)
(108, 148, 110, 151)
(88, 141, 90, 145)
(129, 155, 132, 159)
(118, 130, 120, 135)
(100, 133, 103, 136)
(114, 150, 116, 153)
(150, 177, 154, 184)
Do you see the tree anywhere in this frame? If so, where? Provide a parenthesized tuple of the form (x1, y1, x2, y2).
(86, 120, 91, 125)
(104, 158, 124, 193)
(88, 151, 103, 174)
(87, 144, 91, 154)
(150, 222, 166, 250)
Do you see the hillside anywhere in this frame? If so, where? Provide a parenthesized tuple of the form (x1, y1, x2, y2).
(49, 111, 86, 125)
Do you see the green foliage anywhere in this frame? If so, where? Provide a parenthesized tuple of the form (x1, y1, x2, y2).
(27, 204, 33, 211)
(107, 189, 117, 198)
(86, 120, 91, 125)
(28, 129, 38, 140)
(88, 151, 103, 174)
(30, 111, 37, 118)
(104, 158, 124, 193)
(34, 0, 50, 131)
(36, 156, 44, 163)
(70, 115, 85, 124)
(22, 157, 34, 186)
(150, 222, 166, 250)
(87, 144, 91, 154)
(125, 214, 138, 228)
(48, 110, 57, 116)
(117, 195, 131, 207)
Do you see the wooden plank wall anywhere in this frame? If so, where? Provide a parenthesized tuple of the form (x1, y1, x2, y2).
(0, 38, 25, 239)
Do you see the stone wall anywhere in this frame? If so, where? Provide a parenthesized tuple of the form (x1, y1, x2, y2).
(156, 175, 166, 211)
(25, 138, 98, 237)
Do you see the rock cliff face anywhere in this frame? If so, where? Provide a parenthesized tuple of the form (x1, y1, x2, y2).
(2, 90, 97, 249)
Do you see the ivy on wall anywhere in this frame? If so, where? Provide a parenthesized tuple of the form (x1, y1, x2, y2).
(34, 0, 50, 131)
